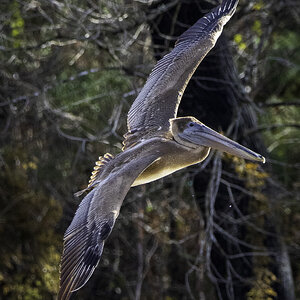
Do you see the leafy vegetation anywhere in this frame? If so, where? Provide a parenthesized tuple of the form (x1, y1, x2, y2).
(0, 0, 299, 299)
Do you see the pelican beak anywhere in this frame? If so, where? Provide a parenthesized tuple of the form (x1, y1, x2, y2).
(182, 123, 265, 163)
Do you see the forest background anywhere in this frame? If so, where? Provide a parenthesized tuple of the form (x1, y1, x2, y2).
(0, 0, 299, 299)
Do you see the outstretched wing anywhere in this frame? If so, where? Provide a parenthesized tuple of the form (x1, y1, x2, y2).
(58, 146, 161, 300)
(127, 0, 238, 135)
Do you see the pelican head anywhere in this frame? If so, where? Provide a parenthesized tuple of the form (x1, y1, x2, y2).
(170, 117, 265, 163)
(58, 2, 267, 299)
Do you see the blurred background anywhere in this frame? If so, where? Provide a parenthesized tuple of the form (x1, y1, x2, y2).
(0, 0, 299, 299)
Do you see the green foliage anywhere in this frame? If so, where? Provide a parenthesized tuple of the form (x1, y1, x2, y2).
(259, 30, 300, 186)
(0, 148, 62, 299)
(252, 20, 262, 37)
(49, 69, 131, 134)
(9, 0, 24, 48)
(247, 268, 277, 300)
(228, 157, 279, 299)
(0, 0, 299, 299)
(234, 33, 246, 51)
(253, 1, 264, 11)
(233, 159, 269, 189)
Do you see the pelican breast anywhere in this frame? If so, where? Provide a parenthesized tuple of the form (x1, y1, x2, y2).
(132, 140, 210, 186)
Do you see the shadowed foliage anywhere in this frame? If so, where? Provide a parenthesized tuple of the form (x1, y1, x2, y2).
(0, 0, 299, 299)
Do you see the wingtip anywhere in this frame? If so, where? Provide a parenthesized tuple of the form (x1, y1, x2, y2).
(58, 214, 114, 300)
(220, 0, 239, 16)
(57, 282, 74, 300)
(58, 269, 89, 300)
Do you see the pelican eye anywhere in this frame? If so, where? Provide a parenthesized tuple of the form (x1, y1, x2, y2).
(188, 122, 195, 127)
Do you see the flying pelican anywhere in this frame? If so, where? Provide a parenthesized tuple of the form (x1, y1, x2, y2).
(58, 0, 265, 298)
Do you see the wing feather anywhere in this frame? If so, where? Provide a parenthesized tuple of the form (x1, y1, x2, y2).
(127, 0, 238, 136)
(58, 146, 162, 300)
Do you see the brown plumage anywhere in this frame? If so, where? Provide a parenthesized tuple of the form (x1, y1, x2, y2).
(58, 1, 265, 299)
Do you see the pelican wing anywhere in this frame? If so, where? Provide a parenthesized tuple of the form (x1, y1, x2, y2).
(127, 0, 238, 135)
(58, 147, 161, 300)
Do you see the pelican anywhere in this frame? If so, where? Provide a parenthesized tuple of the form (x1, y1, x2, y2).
(58, 0, 265, 298)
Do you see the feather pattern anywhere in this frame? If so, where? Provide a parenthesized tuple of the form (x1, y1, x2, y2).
(58, 144, 162, 300)
(58, 0, 240, 298)
(74, 153, 114, 197)
(126, 0, 238, 148)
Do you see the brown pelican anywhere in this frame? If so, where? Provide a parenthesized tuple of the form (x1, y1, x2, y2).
(58, 0, 265, 298)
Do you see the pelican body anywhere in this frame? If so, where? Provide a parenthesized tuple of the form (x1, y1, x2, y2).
(58, 1, 265, 299)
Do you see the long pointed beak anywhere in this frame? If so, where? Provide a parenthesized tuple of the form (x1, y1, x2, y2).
(182, 123, 265, 163)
